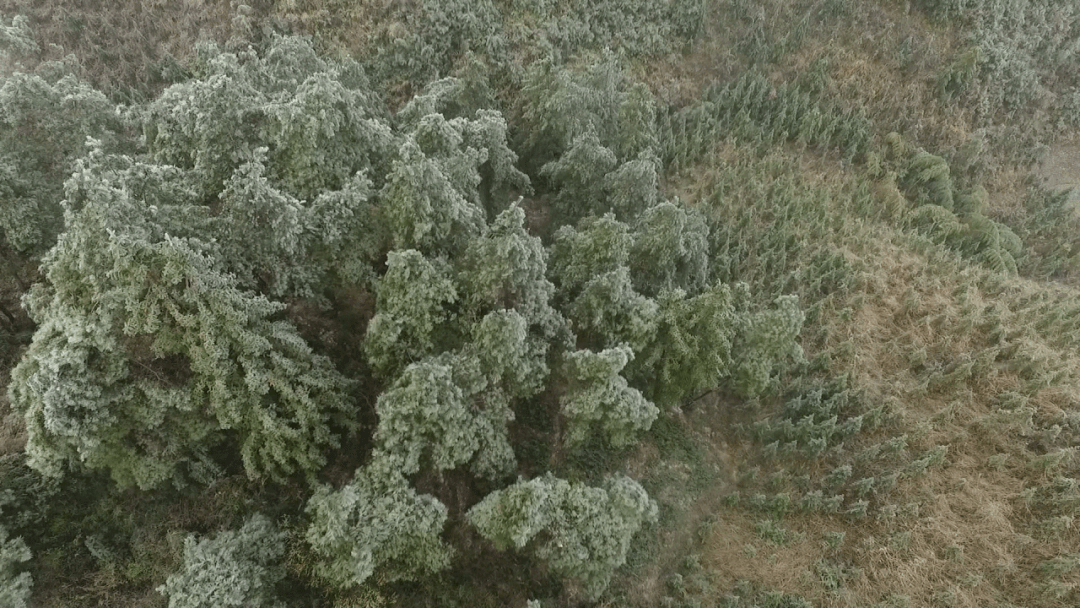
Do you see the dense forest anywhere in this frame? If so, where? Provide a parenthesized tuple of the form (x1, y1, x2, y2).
(1, 0, 1080, 606)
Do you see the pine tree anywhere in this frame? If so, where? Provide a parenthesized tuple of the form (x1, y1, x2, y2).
(8, 147, 355, 488)
(630, 284, 736, 407)
(372, 352, 515, 479)
(467, 473, 657, 600)
(569, 267, 658, 353)
(628, 201, 710, 296)
(550, 214, 634, 296)
(561, 345, 659, 447)
(144, 35, 394, 204)
(459, 203, 566, 341)
(305, 452, 453, 588)
(364, 249, 459, 379)
(380, 133, 486, 256)
(540, 129, 619, 225)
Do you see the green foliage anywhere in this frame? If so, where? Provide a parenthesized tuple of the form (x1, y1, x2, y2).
(630, 284, 736, 407)
(730, 293, 805, 398)
(550, 214, 634, 296)
(541, 129, 619, 224)
(305, 453, 453, 588)
(0, 51, 119, 259)
(0, 26, 819, 606)
(459, 204, 565, 341)
(372, 352, 515, 479)
(8, 147, 355, 488)
(561, 345, 658, 448)
(883, 133, 1025, 275)
(0, 15, 37, 59)
(660, 69, 871, 171)
(519, 55, 660, 171)
(364, 250, 458, 378)
(145, 35, 394, 204)
(629, 202, 710, 297)
(157, 514, 286, 608)
(0, 524, 31, 608)
(0, 454, 62, 537)
(569, 267, 659, 352)
(467, 473, 657, 600)
(469, 309, 549, 400)
(380, 119, 484, 256)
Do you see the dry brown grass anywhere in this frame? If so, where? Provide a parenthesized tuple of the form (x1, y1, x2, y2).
(0, 0, 253, 98)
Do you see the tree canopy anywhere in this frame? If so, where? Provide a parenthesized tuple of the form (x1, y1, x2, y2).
(1, 25, 803, 605)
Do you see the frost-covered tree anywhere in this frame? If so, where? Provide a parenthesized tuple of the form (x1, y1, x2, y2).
(0, 15, 36, 60)
(550, 214, 634, 296)
(459, 203, 566, 341)
(214, 147, 380, 296)
(540, 129, 618, 224)
(569, 267, 658, 353)
(628, 201, 710, 296)
(467, 309, 549, 400)
(144, 35, 394, 204)
(305, 452, 453, 588)
(0, 525, 31, 608)
(380, 127, 485, 256)
(730, 290, 806, 398)
(467, 473, 657, 600)
(615, 82, 659, 162)
(8, 147, 354, 488)
(373, 352, 515, 479)
(604, 151, 661, 221)
(518, 54, 625, 167)
(561, 345, 658, 447)
(157, 514, 286, 608)
(364, 249, 458, 378)
(0, 56, 119, 258)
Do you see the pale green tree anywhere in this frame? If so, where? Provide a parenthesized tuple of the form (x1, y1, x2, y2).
(569, 267, 658, 353)
(604, 151, 661, 220)
(144, 35, 394, 204)
(0, 15, 36, 59)
(372, 352, 515, 479)
(518, 54, 625, 167)
(157, 515, 286, 608)
(614, 82, 659, 162)
(0, 525, 31, 608)
(380, 135, 485, 256)
(364, 249, 458, 379)
(628, 201, 710, 296)
(459, 203, 566, 341)
(730, 293, 806, 398)
(549, 214, 633, 296)
(8, 148, 355, 488)
(540, 129, 618, 224)
(468, 309, 549, 400)
(561, 345, 658, 447)
(0, 61, 118, 256)
(305, 452, 453, 588)
(467, 473, 657, 600)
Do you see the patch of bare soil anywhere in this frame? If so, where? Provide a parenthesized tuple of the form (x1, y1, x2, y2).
(1036, 139, 1080, 205)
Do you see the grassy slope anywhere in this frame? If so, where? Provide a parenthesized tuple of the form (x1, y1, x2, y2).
(2, 0, 1080, 607)
(625, 2, 1080, 606)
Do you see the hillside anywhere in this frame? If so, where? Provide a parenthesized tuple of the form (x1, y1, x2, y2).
(1, 1, 1080, 607)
